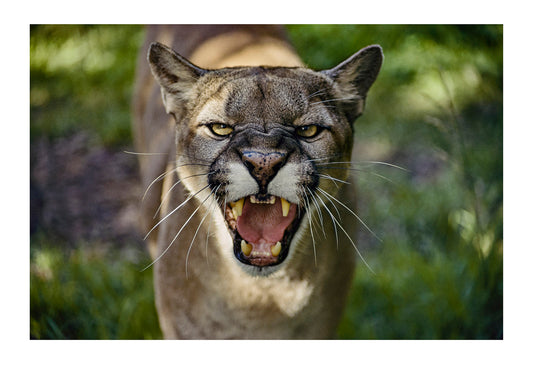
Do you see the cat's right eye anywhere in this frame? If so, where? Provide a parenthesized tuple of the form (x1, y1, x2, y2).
(208, 123, 234, 137)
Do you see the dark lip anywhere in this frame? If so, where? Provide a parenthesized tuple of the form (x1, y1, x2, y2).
(221, 196, 304, 268)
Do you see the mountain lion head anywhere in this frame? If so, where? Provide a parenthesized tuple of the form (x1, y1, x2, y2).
(147, 41, 383, 276)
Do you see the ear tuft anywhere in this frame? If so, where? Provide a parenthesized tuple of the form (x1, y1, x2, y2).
(323, 45, 383, 123)
(147, 42, 206, 115)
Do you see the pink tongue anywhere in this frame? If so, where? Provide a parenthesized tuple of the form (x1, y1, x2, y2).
(236, 198, 296, 243)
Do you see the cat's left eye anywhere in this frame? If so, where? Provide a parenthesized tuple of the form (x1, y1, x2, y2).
(209, 123, 234, 136)
(296, 125, 320, 138)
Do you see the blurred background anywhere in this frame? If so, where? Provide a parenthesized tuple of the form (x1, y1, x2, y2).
(30, 25, 502, 339)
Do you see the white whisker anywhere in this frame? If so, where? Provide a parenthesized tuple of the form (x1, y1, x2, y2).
(315, 189, 375, 274)
(334, 210, 375, 274)
(185, 185, 221, 279)
(318, 173, 350, 187)
(143, 184, 210, 240)
(310, 96, 356, 105)
(317, 165, 398, 185)
(205, 203, 214, 265)
(318, 160, 408, 172)
(306, 88, 327, 99)
(355, 161, 408, 171)
(123, 150, 168, 156)
(142, 168, 177, 203)
(306, 156, 334, 163)
(154, 171, 211, 219)
(302, 189, 318, 267)
(142, 187, 212, 272)
(306, 187, 326, 238)
(313, 191, 339, 250)
(354, 161, 409, 172)
(317, 187, 382, 243)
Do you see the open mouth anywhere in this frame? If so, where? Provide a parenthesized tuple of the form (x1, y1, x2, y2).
(224, 194, 303, 268)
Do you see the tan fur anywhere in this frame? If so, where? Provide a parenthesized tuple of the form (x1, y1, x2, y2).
(132, 25, 382, 339)
(189, 31, 304, 68)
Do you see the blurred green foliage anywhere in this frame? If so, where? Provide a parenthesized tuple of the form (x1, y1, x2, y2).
(30, 25, 144, 146)
(288, 25, 502, 144)
(30, 25, 502, 339)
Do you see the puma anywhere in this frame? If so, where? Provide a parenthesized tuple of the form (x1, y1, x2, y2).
(132, 25, 382, 339)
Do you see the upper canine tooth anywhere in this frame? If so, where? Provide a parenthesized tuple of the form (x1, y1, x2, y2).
(271, 242, 282, 257)
(230, 198, 244, 218)
(241, 240, 252, 256)
(281, 198, 290, 217)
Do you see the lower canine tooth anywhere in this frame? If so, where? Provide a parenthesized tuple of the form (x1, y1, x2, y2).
(281, 198, 290, 217)
(270, 241, 282, 257)
(241, 240, 252, 256)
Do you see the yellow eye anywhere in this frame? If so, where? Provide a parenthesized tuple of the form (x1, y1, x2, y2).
(210, 123, 233, 136)
(296, 125, 319, 138)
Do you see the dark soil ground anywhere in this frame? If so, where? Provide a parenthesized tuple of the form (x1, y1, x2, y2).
(30, 133, 144, 252)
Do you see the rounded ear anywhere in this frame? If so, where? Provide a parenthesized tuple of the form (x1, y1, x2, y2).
(147, 42, 207, 116)
(322, 45, 383, 123)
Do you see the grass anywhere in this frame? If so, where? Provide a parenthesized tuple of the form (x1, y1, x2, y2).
(30, 238, 161, 340)
(30, 25, 503, 339)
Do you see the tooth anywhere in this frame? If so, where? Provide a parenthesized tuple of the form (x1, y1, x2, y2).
(241, 240, 252, 256)
(249, 195, 276, 204)
(231, 198, 244, 218)
(281, 198, 290, 217)
(271, 242, 282, 257)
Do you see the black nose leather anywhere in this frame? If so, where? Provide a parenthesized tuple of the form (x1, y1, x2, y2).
(241, 150, 287, 189)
